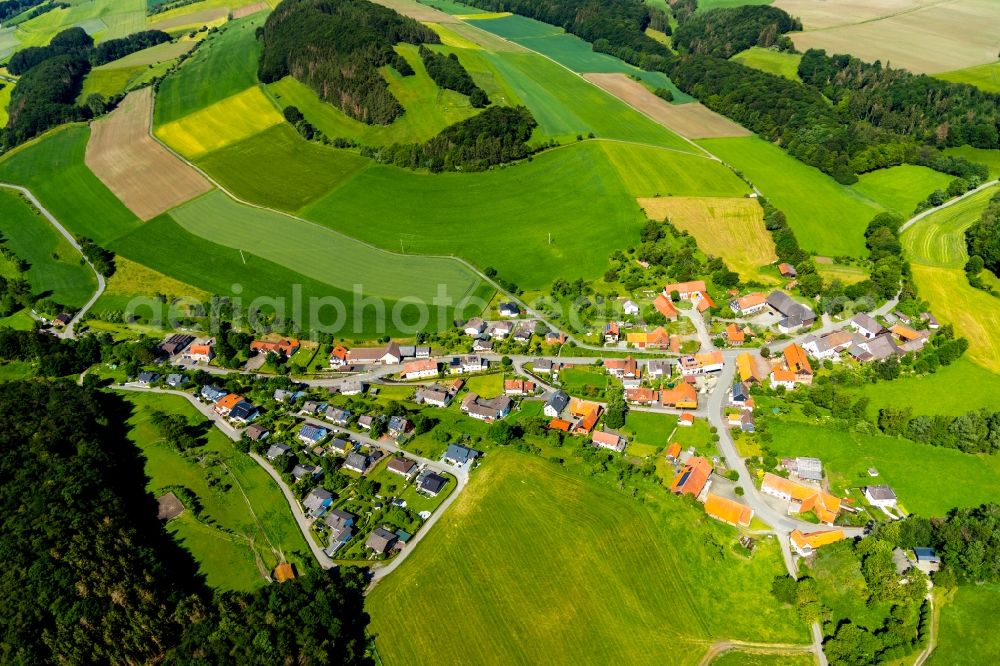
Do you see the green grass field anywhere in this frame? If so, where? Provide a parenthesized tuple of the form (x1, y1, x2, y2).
(767, 421, 1000, 517)
(305, 141, 649, 288)
(9, 0, 145, 50)
(930, 585, 1000, 666)
(902, 184, 999, 268)
(699, 137, 884, 257)
(169, 190, 482, 303)
(367, 451, 808, 665)
(599, 141, 750, 198)
(710, 653, 813, 666)
(418, 0, 485, 14)
(0, 189, 97, 308)
(731, 47, 801, 81)
(0, 79, 12, 127)
(853, 165, 954, 217)
(935, 61, 1000, 93)
(79, 40, 195, 101)
(153, 13, 266, 126)
(265, 44, 481, 147)
(122, 391, 310, 591)
(698, 0, 773, 8)
(0, 126, 141, 244)
(848, 358, 1000, 417)
(196, 124, 370, 212)
(942, 146, 1000, 178)
(468, 14, 692, 103)
(622, 411, 677, 454)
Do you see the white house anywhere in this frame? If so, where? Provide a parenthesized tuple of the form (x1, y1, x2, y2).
(850, 313, 884, 340)
(463, 318, 486, 336)
(403, 358, 438, 380)
(622, 300, 640, 316)
(489, 321, 513, 339)
(864, 485, 898, 508)
(544, 391, 569, 418)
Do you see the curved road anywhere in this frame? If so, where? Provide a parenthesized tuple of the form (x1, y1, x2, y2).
(0, 183, 106, 339)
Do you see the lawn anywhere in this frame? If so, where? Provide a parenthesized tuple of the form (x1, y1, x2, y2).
(0, 126, 141, 244)
(559, 364, 617, 398)
(155, 86, 284, 158)
(476, 49, 696, 149)
(929, 584, 1000, 666)
(398, 471, 456, 514)
(368, 451, 807, 665)
(847, 357, 1000, 417)
(766, 421, 1000, 517)
(121, 391, 310, 591)
(622, 410, 677, 453)
(467, 14, 692, 102)
(935, 61, 1000, 92)
(153, 13, 266, 125)
(853, 165, 954, 217)
(599, 141, 749, 198)
(169, 190, 483, 303)
(816, 261, 868, 285)
(731, 47, 801, 81)
(462, 372, 504, 398)
(638, 196, 776, 280)
(0, 189, 97, 308)
(196, 124, 371, 212)
(901, 184, 999, 268)
(698, 136, 884, 257)
(304, 141, 649, 289)
(109, 214, 486, 337)
(265, 44, 481, 146)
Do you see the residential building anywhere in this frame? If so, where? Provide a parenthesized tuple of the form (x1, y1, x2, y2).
(328, 344, 349, 367)
(387, 456, 417, 479)
(730, 382, 750, 407)
(298, 424, 329, 446)
(704, 494, 754, 528)
(678, 413, 695, 427)
(778, 263, 797, 278)
(228, 400, 258, 424)
(325, 407, 351, 426)
(416, 386, 451, 408)
(399, 345, 431, 359)
(251, 338, 300, 357)
(347, 342, 400, 365)
(670, 457, 713, 497)
(568, 398, 601, 434)
(627, 326, 670, 350)
(666, 442, 682, 462)
(544, 390, 570, 418)
(340, 380, 366, 396)
(165, 373, 187, 388)
(647, 359, 673, 379)
(265, 443, 290, 461)
(790, 528, 844, 556)
(472, 338, 493, 353)
(245, 424, 269, 441)
(303, 488, 333, 518)
(160, 333, 194, 356)
(292, 464, 320, 481)
(736, 352, 765, 383)
(850, 313, 884, 339)
(200, 384, 228, 402)
(489, 321, 513, 339)
(504, 379, 535, 396)
(185, 339, 214, 362)
(914, 548, 941, 574)
(801, 330, 855, 360)
(782, 457, 823, 482)
(329, 438, 351, 456)
(761, 473, 841, 524)
(388, 416, 411, 436)
(625, 387, 659, 405)
(622, 299, 640, 316)
(679, 351, 724, 375)
(343, 452, 370, 474)
(512, 320, 534, 343)
(418, 472, 447, 496)
(499, 302, 520, 317)
(136, 371, 160, 385)
(664, 280, 707, 300)
(463, 393, 513, 422)
(864, 485, 898, 508)
(365, 527, 398, 555)
(444, 444, 478, 466)
(729, 292, 767, 315)
(214, 393, 243, 416)
(604, 321, 620, 343)
(653, 294, 679, 321)
(403, 358, 438, 380)
(592, 430, 625, 453)
(660, 382, 699, 409)
(725, 323, 745, 345)
(463, 318, 486, 336)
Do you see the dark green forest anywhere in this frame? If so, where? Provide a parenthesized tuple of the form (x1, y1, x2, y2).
(0, 380, 371, 664)
(419, 45, 489, 107)
(965, 191, 1000, 278)
(258, 0, 439, 125)
(672, 5, 799, 58)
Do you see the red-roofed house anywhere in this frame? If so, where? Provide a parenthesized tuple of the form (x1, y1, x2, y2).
(725, 323, 745, 345)
(504, 379, 535, 395)
(329, 344, 349, 367)
(592, 430, 625, 452)
(251, 338, 300, 357)
(670, 456, 713, 497)
(403, 358, 438, 380)
(654, 294, 679, 321)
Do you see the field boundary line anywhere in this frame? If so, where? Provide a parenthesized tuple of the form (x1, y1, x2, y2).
(0, 182, 105, 339)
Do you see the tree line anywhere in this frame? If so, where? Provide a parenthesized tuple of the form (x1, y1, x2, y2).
(877, 405, 999, 454)
(361, 105, 537, 172)
(965, 190, 1000, 282)
(419, 45, 489, 107)
(257, 0, 439, 125)
(0, 379, 372, 664)
(0, 0, 46, 21)
(672, 5, 800, 58)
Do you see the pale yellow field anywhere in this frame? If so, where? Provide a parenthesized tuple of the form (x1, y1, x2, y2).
(105, 257, 210, 303)
(370, 0, 460, 23)
(912, 264, 1000, 370)
(638, 196, 777, 280)
(423, 22, 482, 50)
(155, 86, 284, 158)
(781, 0, 1000, 74)
(816, 262, 869, 285)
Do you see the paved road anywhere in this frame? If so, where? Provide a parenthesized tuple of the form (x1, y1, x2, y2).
(0, 182, 106, 339)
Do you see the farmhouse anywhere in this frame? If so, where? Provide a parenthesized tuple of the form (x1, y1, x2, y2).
(504, 379, 535, 396)
(770, 344, 813, 389)
(387, 456, 418, 479)
(592, 430, 625, 453)
(704, 494, 753, 528)
(53, 312, 71, 328)
(761, 473, 841, 524)
(921, 312, 940, 329)
(366, 527, 398, 555)
(766, 292, 815, 332)
(790, 529, 844, 557)
(328, 344, 349, 366)
(849, 334, 900, 363)
(185, 339, 214, 362)
(251, 338, 300, 357)
(778, 263, 797, 278)
(653, 294, 679, 321)
(622, 299, 640, 316)
(489, 321, 513, 339)
(403, 358, 438, 380)
(801, 330, 856, 360)
(625, 387, 659, 405)
(347, 342, 401, 365)
(736, 352, 766, 383)
(664, 280, 707, 300)
(627, 326, 670, 349)
(891, 324, 929, 352)
(670, 457, 713, 498)
(544, 390, 570, 418)
(782, 457, 823, 482)
(725, 323, 746, 345)
(729, 292, 767, 315)
(864, 485, 898, 508)
(461, 393, 512, 422)
(568, 398, 601, 434)
(605, 356, 639, 382)
(660, 382, 698, 409)
(850, 313, 884, 339)
(448, 355, 488, 374)
(303, 488, 333, 518)
(679, 351, 724, 375)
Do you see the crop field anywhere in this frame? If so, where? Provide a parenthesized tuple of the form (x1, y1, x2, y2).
(10, 0, 145, 49)
(0, 189, 97, 308)
(778, 0, 1000, 74)
(437, 44, 525, 105)
(86, 88, 212, 220)
(123, 392, 310, 591)
(936, 61, 1000, 92)
(196, 124, 370, 212)
(419, 0, 486, 14)
(265, 44, 480, 146)
(169, 191, 483, 303)
(305, 141, 648, 288)
(110, 215, 485, 337)
(638, 197, 777, 280)
(901, 184, 998, 268)
(149, 7, 228, 33)
(79, 66, 146, 100)
(731, 47, 801, 81)
(847, 358, 1000, 417)
(930, 585, 1000, 666)
(467, 14, 691, 102)
(96, 257, 210, 315)
(943, 146, 1000, 178)
(155, 86, 284, 158)
(0, 126, 141, 244)
(232, 1, 271, 19)
(367, 452, 808, 665)
(370, 0, 462, 23)
(852, 165, 953, 217)
(700, 0, 774, 8)
(698, 137, 883, 257)
(98, 39, 195, 69)
(584, 74, 749, 139)
(154, 14, 266, 126)
(600, 141, 749, 198)
(767, 421, 1000, 517)
(423, 21, 482, 49)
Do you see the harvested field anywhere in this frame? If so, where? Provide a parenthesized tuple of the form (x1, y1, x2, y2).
(781, 0, 1000, 74)
(87, 88, 212, 220)
(232, 2, 270, 19)
(155, 86, 284, 158)
(584, 73, 750, 139)
(370, 0, 460, 23)
(150, 7, 229, 32)
(638, 196, 777, 280)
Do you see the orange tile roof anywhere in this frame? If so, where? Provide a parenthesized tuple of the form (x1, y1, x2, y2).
(592, 430, 621, 447)
(648, 326, 670, 346)
(661, 382, 698, 408)
(771, 368, 796, 383)
(696, 292, 715, 312)
(679, 413, 695, 424)
(669, 335, 681, 353)
(189, 343, 213, 356)
(664, 280, 707, 295)
(762, 473, 841, 523)
(625, 387, 659, 403)
(252, 338, 300, 355)
(891, 324, 923, 341)
(696, 351, 724, 366)
(783, 344, 812, 375)
(654, 294, 678, 319)
(403, 359, 437, 374)
(726, 323, 745, 343)
(736, 292, 766, 310)
(215, 393, 242, 411)
(790, 528, 845, 551)
(666, 442, 682, 459)
(330, 344, 349, 360)
(549, 418, 572, 432)
(779, 263, 795, 276)
(569, 398, 601, 417)
(274, 562, 296, 583)
(577, 407, 600, 433)
(670, 456, 713, 496)
(705, 493, 754, 527)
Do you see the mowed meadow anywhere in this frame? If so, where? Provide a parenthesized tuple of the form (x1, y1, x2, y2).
(367, 452, 808, 666)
